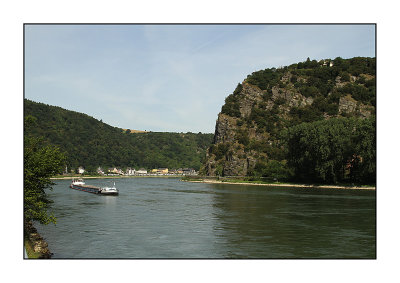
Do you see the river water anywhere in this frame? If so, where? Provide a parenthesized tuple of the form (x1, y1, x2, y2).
(35, 178, 376, 259)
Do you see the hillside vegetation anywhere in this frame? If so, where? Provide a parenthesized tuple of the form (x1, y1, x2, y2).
(24, 99, 213, 172)
(202, 57, 376, 185)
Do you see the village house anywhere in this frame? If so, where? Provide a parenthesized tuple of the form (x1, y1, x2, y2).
(108, 167, 123, 175)
(136, 168, 148, 175)
(182, 168, 196, 175)
(78, 166, 85, 174)
(150, 168, 169, 175)
(97, 167, 105, 175)
(158, 168, 168, 174)
(126, 167, 135, 175)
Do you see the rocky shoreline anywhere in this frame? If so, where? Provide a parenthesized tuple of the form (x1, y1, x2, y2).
(24, 221, 52, 259)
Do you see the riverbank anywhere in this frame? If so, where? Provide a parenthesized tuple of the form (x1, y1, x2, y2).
(183, 178, 375, 190)
(51, 175, 375, 190)
(24, 221, 52, 259)
(51, 175, 182, 180)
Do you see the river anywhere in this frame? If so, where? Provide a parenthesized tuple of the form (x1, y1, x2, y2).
(35, 177, 376, 259)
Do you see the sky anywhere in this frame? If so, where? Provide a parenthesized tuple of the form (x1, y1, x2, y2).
(24, 24, 375, 133)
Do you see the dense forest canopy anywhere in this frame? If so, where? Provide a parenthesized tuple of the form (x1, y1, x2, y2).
(24, 99, 213, 172)
(285, 116, 375, 184)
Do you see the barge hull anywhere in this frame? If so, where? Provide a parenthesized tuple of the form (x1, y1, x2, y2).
(70, 184, 101, 194)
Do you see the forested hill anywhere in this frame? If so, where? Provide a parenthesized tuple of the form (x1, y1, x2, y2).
(202, 57, 376, 184)
(24, 99, 213, 171)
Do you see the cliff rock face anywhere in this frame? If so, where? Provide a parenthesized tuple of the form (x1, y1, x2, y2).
(202, 57, 376, 176)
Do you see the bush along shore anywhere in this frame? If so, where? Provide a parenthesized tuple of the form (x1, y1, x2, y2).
(181, 176, 375, 190)
(24, 221, 52, 259)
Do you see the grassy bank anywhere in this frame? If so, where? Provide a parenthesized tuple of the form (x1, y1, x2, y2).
(24, 236, 41, 259)
(24, 221, 52, 259)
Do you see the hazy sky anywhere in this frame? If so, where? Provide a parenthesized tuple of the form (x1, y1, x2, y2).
(24, 24, 375, 133)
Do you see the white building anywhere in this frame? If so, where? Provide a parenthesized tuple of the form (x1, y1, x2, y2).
(182, 168, 196, 175)
(97, 167, 105, 175)
(126, 167, 136, 175)
(78, 166, 85, 174)
(136, 168, 147, 175)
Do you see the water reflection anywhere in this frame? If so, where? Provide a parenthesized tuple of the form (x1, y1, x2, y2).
(35, 179, 375, 259)
(210, 184, 375, 258)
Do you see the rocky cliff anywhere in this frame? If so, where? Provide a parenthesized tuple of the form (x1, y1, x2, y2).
(202, 57, 376, 176)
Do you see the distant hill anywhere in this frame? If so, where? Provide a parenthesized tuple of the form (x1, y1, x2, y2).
(202, 57, 375, 184)
(24, 99, 213, 172)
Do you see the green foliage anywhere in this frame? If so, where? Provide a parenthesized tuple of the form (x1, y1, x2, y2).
(251, 160, 293, 180)
(221, 83, 243, 117)
(24, 99, 213, 171)
(274, 97, 286, 105)
(289, 104, 323, 124)
(300, 85, 320, 97)
(336, 83, 375, 106)
(236, 119, 244, 126)
(349, 117, 376, 183)
(236, 131, 250, 147)
(233, 83, 243, 95)
(24, 116, 65, 225)
(248, 105, 281, 138)
(210, 143, 231, 160)
(215, 163, 223, 176)
(339, 71, 351, 82)
(221, 95, 241, 117)
(286, 117, 375, 184)
(246, 139, 285, 160)
(246, 68, 281, 90)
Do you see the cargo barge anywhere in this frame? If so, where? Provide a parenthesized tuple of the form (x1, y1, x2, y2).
(70, 179, 119, 195)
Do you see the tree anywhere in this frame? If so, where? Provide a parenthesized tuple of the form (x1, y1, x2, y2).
(349, 116, 376, 183)
(252, 159, 293, 181)
(286, 117, 375, 184)
(24, 116, 65, 225)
